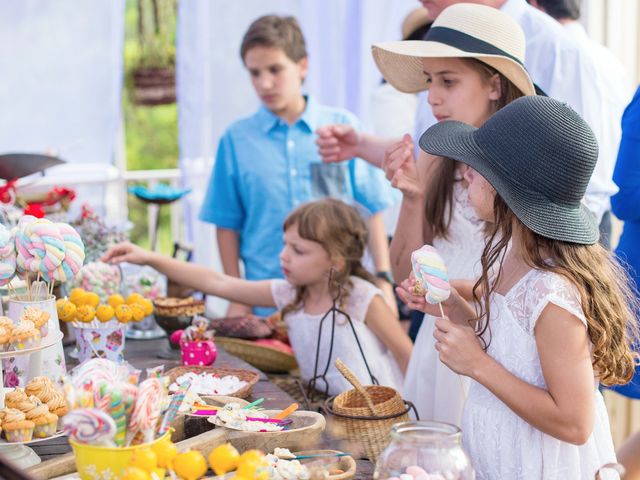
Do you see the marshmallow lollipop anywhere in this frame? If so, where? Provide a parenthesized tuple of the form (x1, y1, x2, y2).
(16, 216, 66, 276)
(0, 225, 16, 286)
(42, 223, 85, 283)
(411, 245, 450, 315)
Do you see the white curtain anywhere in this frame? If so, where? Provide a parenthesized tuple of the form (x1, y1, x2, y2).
(177, 0, 416, 314)
(0, 0, 125, 216)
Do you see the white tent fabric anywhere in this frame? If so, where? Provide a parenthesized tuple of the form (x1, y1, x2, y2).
(0, 0, 125, 216)
(177, 0, 416, 314)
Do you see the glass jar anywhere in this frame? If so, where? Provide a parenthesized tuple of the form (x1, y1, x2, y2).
(373, 421, 475, 479)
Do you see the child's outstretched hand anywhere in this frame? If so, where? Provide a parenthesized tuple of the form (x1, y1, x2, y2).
(101, 242, 151, 266)
(396, 273, 450, 317)
(383, 134, 422, 198)
(315, 124, 362, 163)
(433, 316, 485, 377)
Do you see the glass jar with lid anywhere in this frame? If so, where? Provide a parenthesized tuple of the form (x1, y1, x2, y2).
(373, 421, 475, 479)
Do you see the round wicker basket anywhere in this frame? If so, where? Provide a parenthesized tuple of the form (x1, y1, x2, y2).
(215, 336, 298, 373)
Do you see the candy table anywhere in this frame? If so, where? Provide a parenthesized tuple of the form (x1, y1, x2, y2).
(26, 337, 376, 479)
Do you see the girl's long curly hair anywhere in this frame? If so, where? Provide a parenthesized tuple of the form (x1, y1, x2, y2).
(280, 199, 375, 320)
(473, 196, 639, 386)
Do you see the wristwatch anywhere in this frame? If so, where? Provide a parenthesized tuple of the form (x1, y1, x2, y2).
(375, 271, 395, 285)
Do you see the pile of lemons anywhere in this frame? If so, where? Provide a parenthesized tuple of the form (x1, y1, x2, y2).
(56, 289, 154, 324)
(122, 441, 269, 480)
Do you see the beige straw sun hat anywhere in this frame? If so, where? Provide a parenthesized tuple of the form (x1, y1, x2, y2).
(372, 3, 536, 97)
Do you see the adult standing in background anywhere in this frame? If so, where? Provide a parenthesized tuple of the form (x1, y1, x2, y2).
(528, 0, 634, 247)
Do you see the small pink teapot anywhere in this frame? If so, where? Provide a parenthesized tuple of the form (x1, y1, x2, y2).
(180, 339, 217, 366)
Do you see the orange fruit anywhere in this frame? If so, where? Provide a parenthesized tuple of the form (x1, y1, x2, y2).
(208, 443, 240, 475)
(95, 305, 115, 323)
(151, 439, 178, 468)
(107, 294, 125, 308)
(75, 305, 96, 323)
(130, 447, 157, 472)
(129, 304, 146, 322)
(173, 450, 208, 480)
(120, 466, 150, 480)
(114, 304, 133, 323)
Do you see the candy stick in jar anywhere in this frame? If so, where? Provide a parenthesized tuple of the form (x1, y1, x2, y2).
(158, 381, 190, 435)
(127, 377, 163, 445)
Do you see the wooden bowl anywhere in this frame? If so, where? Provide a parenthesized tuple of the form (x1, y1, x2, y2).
(294, 449, 356, 479)
(165, 366, 259, 398)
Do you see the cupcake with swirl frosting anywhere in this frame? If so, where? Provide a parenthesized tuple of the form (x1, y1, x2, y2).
(10, 320, 41, 350)
(5, 388, 28, 409)
(0, 325, 11, 352)
(25, 396, 58, 438)
(0, 316, 15, 332)
(2, 408, 35, 442)
(21, 307, 50, 337)
(46, 391, 69, 418)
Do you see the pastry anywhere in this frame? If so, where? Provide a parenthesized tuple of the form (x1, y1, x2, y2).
(25, 397, 58, 438)
(153, 297, 205, 317)
(21, 307, 50, 337)
(10, 320, 41, 350)
(5, 388, 29, 409)
(2, 408, 35, 442)
(0, 325, 11, 352)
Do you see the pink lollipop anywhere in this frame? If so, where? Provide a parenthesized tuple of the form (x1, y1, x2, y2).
(42, 223, 85, 282)
(411, 245, 451, 316)
(62, 408, 117, 446)
(0, 225, 16, 286)
(127, 377, 163, 445)
(16, 217, 65, 276)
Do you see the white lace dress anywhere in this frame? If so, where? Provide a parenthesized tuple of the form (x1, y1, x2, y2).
(270, 276, 403, 396)
(464, 269, 619, 479)
(404, 181, 485, 425)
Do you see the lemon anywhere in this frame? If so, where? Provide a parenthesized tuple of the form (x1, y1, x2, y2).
(129, 303, 146, 322)
(173, 450, 208, 480)
(114, 304, 133, 323)
(75, 305, 96, 323)
(95, 304, 115, 323)
(107, 294, 125, 308)
(151, 439, 178, 468)
(130, 447, 157, 472)
(126, 293, 145, 305)
(208, 443, 240, 475)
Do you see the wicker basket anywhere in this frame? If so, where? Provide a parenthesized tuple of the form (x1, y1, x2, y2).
(215, 336, 298, 373)
(323, 359, 414, 462)
(165, 365, 259, 399)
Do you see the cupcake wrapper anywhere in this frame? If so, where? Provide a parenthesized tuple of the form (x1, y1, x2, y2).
(5, 427, 34, 443)
(11, 336, 41, 350)
(39, 324, 49, 338)
(34, 421, 57, 438)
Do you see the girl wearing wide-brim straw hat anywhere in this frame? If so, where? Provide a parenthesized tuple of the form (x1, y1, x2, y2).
(319, 3, 536, 427)
(398, 94, 637, 480)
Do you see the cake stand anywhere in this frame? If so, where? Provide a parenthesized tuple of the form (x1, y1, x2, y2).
(0, 331, 64, 468)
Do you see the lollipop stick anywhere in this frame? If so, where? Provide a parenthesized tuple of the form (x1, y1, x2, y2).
(438, 303, 445, 318)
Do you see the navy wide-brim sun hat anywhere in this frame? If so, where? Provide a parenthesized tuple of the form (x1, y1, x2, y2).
(419, 96, 600, 245)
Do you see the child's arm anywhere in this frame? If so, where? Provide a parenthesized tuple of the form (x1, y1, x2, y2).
(364, 295, 413, 373)
(450, 279, 478, 303)
(102, 242, 276, 308)
(435, 304, 595, 444)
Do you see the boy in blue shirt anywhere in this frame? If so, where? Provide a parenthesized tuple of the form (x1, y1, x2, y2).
(199, 15, 397, 317)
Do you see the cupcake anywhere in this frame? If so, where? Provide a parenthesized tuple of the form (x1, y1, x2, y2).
(7, 391, 37, 414)
(25, 397, 57, 438)
(21, 307, 50, 337)
(10, 320, 41, 350)
(2, 408, 35, 442)
(0, 326, 11, 352)
(25, 376, 56, 403)
(0, 316, 14, 332)
(5, 388, 29, 409)
(45, 391, 69, 418)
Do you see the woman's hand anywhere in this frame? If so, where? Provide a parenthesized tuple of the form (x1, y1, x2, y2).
(383, 134, 423, 198)
(433, 316, 486, 378)
(316, 124, 362, 163)
(101, 242, 152, 266)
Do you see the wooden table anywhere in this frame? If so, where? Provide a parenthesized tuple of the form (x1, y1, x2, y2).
(29, 336, 375, 479)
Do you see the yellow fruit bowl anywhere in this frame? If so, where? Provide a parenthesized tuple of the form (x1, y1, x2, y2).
(70, 430, 172, 480)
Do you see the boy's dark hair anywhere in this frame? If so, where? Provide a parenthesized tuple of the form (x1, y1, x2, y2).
(240, 15, 307, 62)
(533, 0, 580, 20)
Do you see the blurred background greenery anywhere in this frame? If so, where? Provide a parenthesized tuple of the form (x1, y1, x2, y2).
(123, 0, 178, 255)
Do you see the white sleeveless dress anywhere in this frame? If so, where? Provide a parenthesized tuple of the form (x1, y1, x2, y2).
(270, 276, 403, 396)
(403, 181, 485, 425)
(464, 269, 619, 479)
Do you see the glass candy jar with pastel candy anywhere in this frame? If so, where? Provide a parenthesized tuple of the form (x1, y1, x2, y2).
(374, 421, 474, 479)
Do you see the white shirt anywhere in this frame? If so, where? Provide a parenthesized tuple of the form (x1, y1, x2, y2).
(415, 0, 625, 223)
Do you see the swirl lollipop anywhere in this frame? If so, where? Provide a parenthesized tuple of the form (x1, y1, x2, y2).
(42, 223, 85, 282)
(127, 377, 163, 445)
(16, 216, 65, 277)
(411, 245, 450, 316)
(62, 408, 117, 446)
(0, 224, 16, 286)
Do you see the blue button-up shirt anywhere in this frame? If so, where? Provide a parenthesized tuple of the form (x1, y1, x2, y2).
(199, 97, 396, 314)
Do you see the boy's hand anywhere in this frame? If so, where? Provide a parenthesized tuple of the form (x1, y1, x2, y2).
(316, 124, 361, 163)
(433, 316, 485, 378)
(101, 242, 151, 266)
(383, 134, 422, 198)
